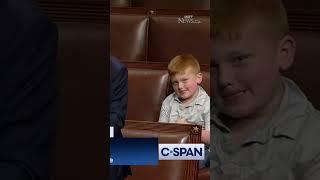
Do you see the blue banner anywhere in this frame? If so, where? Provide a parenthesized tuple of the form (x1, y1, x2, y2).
(110, 138, 158, 165)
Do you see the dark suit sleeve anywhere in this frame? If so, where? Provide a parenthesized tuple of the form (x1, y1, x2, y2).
(110, 65, 128, 137)
(109, 61, 131, 180)
(0, 12, 58, 180)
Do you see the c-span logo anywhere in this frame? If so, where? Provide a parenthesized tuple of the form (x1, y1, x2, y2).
(159, 144, 205, 160)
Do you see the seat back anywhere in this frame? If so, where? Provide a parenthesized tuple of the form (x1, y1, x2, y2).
(110, 12, 149, 61)
(148, 12, 210, 64)
(110, 0, 132, 7)
(127, 67, 169, 121)
(131, 0, 210, 10)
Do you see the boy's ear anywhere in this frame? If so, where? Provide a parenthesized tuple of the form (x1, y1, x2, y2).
(277, 34, 296, 71)
(196, 73, 203, 84)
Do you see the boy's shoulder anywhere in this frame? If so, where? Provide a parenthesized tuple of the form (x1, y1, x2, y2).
(197, 85, 210, 104)
(295, 107, 320, 148)
(163, 92, 177, 105)
(276, 78, 320, 162)
(283, 106, 320, 165)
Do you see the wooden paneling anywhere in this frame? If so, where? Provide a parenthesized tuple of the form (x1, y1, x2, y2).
(288, 10, 320, 31)
(36, 0, 107, 23)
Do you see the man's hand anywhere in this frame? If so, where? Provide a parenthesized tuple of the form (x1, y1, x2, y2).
(176, 118, 190, 124)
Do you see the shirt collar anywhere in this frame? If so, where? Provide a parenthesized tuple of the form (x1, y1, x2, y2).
(267, 77, 310, 140)
(213, 77, 311, 144)
(173, 86, 208, 106)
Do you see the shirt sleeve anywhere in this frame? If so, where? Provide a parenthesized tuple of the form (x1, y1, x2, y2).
(0, 8, 58, 180)
(203, 96, 210, 131)
(159, 98, 170, 123)
(110, 63, 128, 137)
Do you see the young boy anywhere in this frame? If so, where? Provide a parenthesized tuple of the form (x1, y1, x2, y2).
(212, 0, 320, 179)
(159, 54, 210, 167)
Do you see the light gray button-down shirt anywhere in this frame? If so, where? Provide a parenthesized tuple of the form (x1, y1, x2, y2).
(211, 77, 320, 180)
(159, 86, 210, 130)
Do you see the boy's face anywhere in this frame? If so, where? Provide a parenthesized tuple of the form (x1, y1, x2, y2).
(212, 20, 285, 118)
(171, 69, 202, 102)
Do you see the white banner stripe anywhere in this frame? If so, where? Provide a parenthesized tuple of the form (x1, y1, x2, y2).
(110, 126, 114, 138)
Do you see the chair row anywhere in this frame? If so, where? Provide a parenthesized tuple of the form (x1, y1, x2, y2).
(111, 8, 210, 64)
(111, 0, 210, 10)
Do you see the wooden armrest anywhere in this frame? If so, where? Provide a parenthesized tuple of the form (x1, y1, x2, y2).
(198, 167, 210, 180)
(122, 120, 201, 180)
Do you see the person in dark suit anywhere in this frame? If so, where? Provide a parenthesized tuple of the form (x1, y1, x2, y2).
(110, 57, 131, 180)
(0, 0, 58, 179)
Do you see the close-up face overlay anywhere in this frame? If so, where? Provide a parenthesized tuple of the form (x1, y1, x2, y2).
(212, 19, 285, 119)
(171, 69, 202, 102)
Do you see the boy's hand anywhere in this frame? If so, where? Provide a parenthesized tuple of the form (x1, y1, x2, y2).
(176, 118, 190, 124)
(201, 130, 210, 144)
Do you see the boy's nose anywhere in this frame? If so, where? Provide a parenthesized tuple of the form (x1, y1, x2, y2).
(217, 66, 234, 90)
(178, 82, 184, 89)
